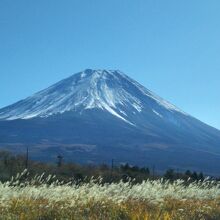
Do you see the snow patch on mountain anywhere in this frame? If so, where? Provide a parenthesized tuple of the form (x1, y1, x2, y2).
(0, 69, 188, 125)
(152, 109, 163, 118)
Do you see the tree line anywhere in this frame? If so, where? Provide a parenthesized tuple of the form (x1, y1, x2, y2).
(0, 150, 217, 183)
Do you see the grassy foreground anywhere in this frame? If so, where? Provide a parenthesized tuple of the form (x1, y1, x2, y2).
(0, 171, 220, 220)
(1, 198, 220, 220)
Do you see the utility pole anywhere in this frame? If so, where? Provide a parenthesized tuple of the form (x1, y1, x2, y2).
(25, 146, 29, 169)
(110, 159, 114, 179)
(111, 159, 114, 171)
(57, 155, 63, 167)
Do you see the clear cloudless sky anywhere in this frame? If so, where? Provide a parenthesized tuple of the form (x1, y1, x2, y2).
(0, 0, 220, 129)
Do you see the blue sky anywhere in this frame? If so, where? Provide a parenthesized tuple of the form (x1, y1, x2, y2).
(0, 0, 220, 129)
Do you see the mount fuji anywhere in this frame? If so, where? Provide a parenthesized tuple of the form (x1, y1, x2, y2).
(0, 69, 220, 175)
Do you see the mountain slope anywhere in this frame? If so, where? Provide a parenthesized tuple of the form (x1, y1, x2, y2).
(0, 69, 220, 174)
(0, 69, 186, 122)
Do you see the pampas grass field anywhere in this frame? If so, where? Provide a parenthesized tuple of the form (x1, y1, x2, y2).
(0, 170, 220, 220)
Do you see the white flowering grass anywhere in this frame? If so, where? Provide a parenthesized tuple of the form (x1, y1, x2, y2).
(0, 172, 219, 206)
(0, 171, 220, 219)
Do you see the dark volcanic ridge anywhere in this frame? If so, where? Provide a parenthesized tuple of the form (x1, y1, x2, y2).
(0, 69, 220, 175)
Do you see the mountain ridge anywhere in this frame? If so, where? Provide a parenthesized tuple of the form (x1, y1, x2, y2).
(0, 69, 187, 123)
(0, 69, 220, 175)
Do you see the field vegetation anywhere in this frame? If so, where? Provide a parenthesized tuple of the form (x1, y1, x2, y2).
(0, 170, 220, 219)
(0, 151, 220, 219)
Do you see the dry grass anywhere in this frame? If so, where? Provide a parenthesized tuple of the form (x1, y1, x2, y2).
(0, 171, 220, 219)
(0, 198, 220, 220)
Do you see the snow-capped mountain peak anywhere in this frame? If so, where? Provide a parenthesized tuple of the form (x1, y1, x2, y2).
(0, 69, 187, 124)
(1, 69, 220, 175)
